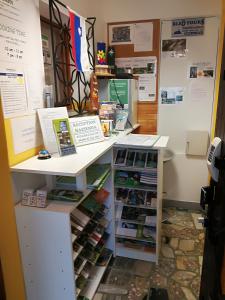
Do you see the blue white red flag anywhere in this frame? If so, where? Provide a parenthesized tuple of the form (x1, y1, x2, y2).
(68, 7, 90, 72)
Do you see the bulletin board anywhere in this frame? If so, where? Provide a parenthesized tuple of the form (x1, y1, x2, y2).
(158, 16, 219, 203)
(158, 17, 219, 153)
(0, 0, 45, 166)
(107, 19, 160, 134)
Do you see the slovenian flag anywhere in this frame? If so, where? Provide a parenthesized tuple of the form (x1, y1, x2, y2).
(68, 7, 90, 72)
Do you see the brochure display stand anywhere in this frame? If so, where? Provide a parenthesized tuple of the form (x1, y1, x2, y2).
(11, 127, 138, 300)
(113, 135, 169, 263)
(11, 128, 168, 299)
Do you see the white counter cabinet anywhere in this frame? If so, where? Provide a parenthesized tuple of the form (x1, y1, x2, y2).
(11, 127, 169, 300)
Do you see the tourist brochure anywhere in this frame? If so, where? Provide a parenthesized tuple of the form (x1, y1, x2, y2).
(47, 189, 83, 202)
(115, 109, 128, 131)
(52, 118, 76, 156)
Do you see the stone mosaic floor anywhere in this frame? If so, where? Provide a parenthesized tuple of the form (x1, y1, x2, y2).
(94, 207, 205, 300)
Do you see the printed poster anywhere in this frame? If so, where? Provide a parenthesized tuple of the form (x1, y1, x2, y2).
(160, 87, 184, 104)
(116, 56, 157, 101)
(134, 22, 153, 52)
(172, 18, 205, 37)
(189, 62, 214, 79)
(0, 67, 27, 118)
(109, 24, 134, 45)
(162, 39, 187, 58)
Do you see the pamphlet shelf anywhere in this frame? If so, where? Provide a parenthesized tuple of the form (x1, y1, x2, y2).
(115, 234, 156, 244)
(115, 201, 157, 210)
(80, 254, 112, 299)
(14, 149, 116, 300)
(114, 185, 157, 192)
(116, 218, 157, 226)
(116, 242, 156, 262)
(113, 135, 168, 264)
(113, 165, 157, 172)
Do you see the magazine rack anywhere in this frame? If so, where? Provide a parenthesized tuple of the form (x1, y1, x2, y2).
(49, 0, 96, 114)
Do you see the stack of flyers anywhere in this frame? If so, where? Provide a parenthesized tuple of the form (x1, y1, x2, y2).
(115, 109, 128, 131)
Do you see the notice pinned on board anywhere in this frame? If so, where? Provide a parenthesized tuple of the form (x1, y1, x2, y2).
(116, 56, 157, 101)
(160, 87, 184, 104)
(0, 68, 28, 118)
(188, 79, 209, 102)
(134, 22, 153, 52)
(162, 39, 187, 58)
(172, 18, 205, 37)
(70, 116, 104, 147)
(109, 24, 134, 45)
(189, 62, 214, 79)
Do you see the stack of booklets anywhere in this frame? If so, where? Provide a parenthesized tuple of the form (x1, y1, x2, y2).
(140, 171, 157, 185)
(71, 209, 90, 227)
(96, 248, 113, 266)
(55, 176, 77, 190)
(47, 189, 83, 202)
(80, 244, 103, 265)
(73, 243, 84, 261)
(117, 238, 156, 251)
(99, 102, 116, 121)
(116, 222, 156, 242)
(71, 221, 83, 240)
(116, 188, 157, 208)
(120, 206, 157, 226)
(114, 170, 158, 190)
(146, 151, 158, 168)
(81, 194, 102, 215)
(114, 148, 158, 169)
(87, 225, 105, 247)
(87, 163, 111, 190)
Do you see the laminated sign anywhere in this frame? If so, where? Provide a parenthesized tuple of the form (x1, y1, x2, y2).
(172, 18, 205, 37)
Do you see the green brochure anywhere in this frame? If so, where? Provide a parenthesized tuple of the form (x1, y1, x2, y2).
(52, 118, 76, 156)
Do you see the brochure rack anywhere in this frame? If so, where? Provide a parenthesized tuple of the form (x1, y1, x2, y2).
(11, 128, 168, 300)
(12, 127, 140, 300)
(113, 135, 169, 263)
(14, 161, 113, 300)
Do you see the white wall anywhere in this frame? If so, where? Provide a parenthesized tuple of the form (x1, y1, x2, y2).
(93, 0, 221, 41)
(160, 17, 219, 203)
(40, 0, 222, 204)
(100, 0, 221, 21)
(91, 0, 221, 204)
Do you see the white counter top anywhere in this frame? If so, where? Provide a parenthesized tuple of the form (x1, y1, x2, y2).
(11, 125, 169, 177)
(11, 125, 139, 177)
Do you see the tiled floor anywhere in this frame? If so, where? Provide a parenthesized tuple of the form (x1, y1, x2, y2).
(95, 207, 205, 300)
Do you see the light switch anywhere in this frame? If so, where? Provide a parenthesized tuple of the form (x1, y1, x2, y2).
(186, 130, 209, 156)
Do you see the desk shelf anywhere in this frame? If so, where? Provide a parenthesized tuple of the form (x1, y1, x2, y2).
(113, 135, 168, 264)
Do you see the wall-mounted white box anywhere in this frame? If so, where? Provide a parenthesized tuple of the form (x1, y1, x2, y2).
(186, 131, 209, 156)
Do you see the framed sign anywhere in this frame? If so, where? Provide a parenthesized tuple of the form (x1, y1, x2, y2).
(70, 116, 104, 147)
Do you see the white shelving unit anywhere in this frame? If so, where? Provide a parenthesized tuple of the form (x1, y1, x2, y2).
(113, 135, 169, 264)
(12, 127, 138, 300)
(11, 128, 168, 299)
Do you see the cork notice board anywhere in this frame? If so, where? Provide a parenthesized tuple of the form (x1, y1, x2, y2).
(107, 19, 160, 134)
